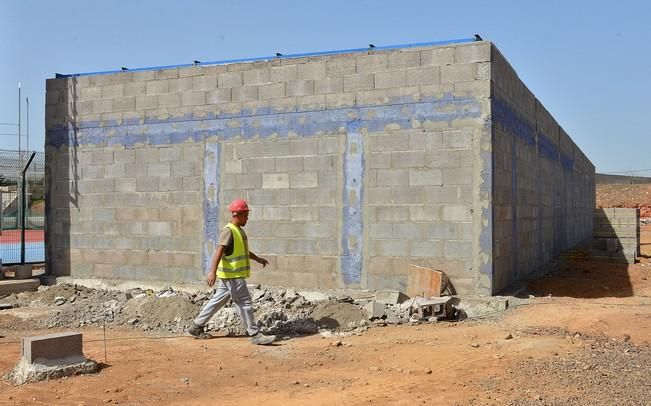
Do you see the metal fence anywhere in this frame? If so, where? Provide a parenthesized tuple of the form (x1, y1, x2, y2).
(0, 149, 45, 264)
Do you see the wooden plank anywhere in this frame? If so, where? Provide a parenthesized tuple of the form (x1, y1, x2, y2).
(406, 265, 443, 298)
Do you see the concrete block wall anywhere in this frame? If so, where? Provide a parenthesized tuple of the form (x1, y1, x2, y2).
(45, 40, 594, 295)
(490, 46, 595, 291)
(593, 208, 640, 263)
(46, 40, 494, 294)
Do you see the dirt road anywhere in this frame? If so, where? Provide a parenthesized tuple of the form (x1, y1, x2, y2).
(1, 227, 650, 405)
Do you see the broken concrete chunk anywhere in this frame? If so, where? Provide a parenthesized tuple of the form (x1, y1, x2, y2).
(363, 301, 385, 320)
(450, 296, 509, 319)
(374, 290, 409, 305)
(297, 291, 329, 303)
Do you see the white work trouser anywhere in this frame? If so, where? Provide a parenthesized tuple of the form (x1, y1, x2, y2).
(193, 278, 259, 336)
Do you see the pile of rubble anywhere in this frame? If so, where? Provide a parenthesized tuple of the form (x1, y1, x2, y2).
(2, 283, 462, 336)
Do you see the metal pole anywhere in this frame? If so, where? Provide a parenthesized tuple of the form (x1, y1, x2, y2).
(18, 83, 21, 168)
(26, 97, 29, 152)
(20, 152, 36, 264)
(17, 83, 22, 244)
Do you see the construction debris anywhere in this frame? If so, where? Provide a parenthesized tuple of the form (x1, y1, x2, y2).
(0, 283, 510, 340)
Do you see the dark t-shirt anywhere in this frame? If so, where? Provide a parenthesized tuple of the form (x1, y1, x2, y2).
(218, 225, 248, 257)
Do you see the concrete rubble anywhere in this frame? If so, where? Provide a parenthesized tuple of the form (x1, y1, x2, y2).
(1, 283, 511, 338)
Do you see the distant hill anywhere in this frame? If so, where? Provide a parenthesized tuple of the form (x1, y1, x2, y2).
(596, 173, 651, 184)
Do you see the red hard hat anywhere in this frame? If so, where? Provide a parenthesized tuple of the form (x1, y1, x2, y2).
(228, 199, 250, 212)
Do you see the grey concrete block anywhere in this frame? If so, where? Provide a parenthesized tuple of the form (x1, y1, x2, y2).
(356, 54, 387, 74)
(290, 172, 318, 188)
(442, 167, 473, 186)
(406, 67, 440, 86)
(22, 332, 85, 366)
(181, 91, 206, 106)
(455, 43, 491, 63)
(136, 177, 158, 192)
(442, 205, 472, 221)
(146, 162, 169, 177)
(192, 75, 217, 91)
(259, 82, 285, 100)
(375, 71, 407, 89)
(243, 68, 270, 85)
(262, 173, 289, 189)
(314, 77, 344, 94)
(343, 73, 374, 91)
(441, 64, 478, 83)
(270, 65, 297, 82)
(218, 71, 243, 88)
(409, 168, 443, 186)
(231, 86, 257, 102)
(420, 47, 454, 66)
(136, 95, 158, 110)
(410, 240, 444, 258)
(286, 80, 315, 97)
(145, 81, 169, 95)
(207, 88, 232, 104)
(182, 176, 202, 191)
(444, 241, 472, 259)
(326, 56, 356, 76)
(388, 51, 421, 70)
(297, 62, 326, 80)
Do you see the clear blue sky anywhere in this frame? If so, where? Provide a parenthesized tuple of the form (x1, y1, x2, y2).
(1, 0, 649, 174)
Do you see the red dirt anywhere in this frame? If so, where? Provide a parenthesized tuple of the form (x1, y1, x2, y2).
(596, 183, 651, 216)
(0, 227, 650, 405)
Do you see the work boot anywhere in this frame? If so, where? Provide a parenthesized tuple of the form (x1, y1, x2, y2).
(186, 323, 211, 339)
(249, 332, 276, 345)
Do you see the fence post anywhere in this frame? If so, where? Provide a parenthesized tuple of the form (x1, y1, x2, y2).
(20, 152, 36, 264)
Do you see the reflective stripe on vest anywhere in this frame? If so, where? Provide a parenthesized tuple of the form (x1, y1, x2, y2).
(217, 223, 250, 279)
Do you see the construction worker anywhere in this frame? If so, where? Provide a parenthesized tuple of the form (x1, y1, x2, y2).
(187, 199, 276, 345)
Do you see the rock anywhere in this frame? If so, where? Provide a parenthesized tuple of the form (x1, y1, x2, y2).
(297, 291, 329, 303)
(470, 343, 480, 348)
(54, 297, 66, 306)
(118, 292, 133, 301)
(504, 333, 513, 340)
(331, 340, 342, 347)
(385, 308, 402, 324)
(363, 301, 385, 320)
(424, 368, 432, 374)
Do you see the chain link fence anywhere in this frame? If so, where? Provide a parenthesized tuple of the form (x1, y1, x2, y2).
(0, 150, 45, 264)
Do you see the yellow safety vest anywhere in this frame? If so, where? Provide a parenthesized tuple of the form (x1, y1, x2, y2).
(217, 223, 251, 279)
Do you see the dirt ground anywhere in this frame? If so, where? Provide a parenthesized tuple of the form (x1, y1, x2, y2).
(1, 228, 650, 405)
(596, 183, 651, 216)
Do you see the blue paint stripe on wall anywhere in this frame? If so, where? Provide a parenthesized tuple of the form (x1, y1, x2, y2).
(46, 98, 482, 148)
(203, 142, 221, 275)
(341, 120, 364, 285)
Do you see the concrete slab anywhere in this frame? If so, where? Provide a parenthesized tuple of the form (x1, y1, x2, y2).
(374, 290, 409, 305)
(0, 279, 40, 295)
